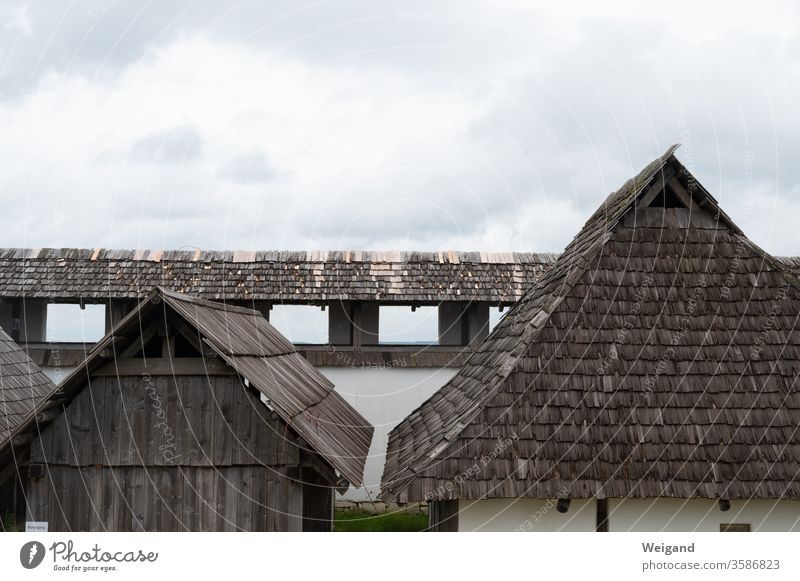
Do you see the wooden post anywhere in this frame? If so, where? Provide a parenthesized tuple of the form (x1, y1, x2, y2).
(0, 300, 17, 342)
(105, 299, 135, 333)
(250, 301, 271, 321)
(429, 499, 459, 532)
(466, 302, 490, 344)
(438, 302, 466, 346)
(352, 302, 379, 347)
(328, 301, 353, 346)
(19, 299, 47, 343)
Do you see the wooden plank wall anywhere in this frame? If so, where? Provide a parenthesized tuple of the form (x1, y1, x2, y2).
(428, 500, 459, 532)
(301, 468, 333, 532)
(25, 465, 304, 531)
(26, 373, 318, 531)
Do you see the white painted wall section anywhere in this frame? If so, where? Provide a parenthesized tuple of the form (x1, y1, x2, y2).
(457, 498, 597, 532)
(319, 366, 457, 501)
(42, 366, 75, 384)
(608, 499, 800, 532)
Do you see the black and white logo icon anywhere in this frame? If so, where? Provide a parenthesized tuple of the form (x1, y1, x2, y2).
(20, 541, 46, 569)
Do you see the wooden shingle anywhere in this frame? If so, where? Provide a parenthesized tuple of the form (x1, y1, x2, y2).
(0, 249, 558, 303)
(0, 328, 58, 447)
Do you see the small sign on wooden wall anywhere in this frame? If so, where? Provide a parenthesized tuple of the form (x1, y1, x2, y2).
(25, 521, 48, 533)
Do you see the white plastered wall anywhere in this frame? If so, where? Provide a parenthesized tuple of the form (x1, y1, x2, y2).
(318, 366, 458, 501)
(455, 498, 800, 532)
(608, 498, 800, 532)
(457, 498, 597, 532)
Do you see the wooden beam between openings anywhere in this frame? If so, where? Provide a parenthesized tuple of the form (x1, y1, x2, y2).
(93, 357, 236, 376)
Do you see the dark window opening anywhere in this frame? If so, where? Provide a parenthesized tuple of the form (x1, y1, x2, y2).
(720, 523, 751, 532)
(596, 498, 609, 532)
(648, 186, 686, 208)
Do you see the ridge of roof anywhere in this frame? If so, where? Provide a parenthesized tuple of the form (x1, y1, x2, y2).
(380, 145, 683, 501)
(4, 247, 800, 264)
(0, 248, 560, 265)
(157, 287, 265, 317)
(666, 155, 800, 295)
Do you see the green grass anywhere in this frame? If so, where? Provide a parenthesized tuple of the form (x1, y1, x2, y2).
(334, 509, 428, 532)
(1, 511, 20, 532)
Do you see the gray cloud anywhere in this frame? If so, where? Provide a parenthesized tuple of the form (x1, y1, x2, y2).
(1, 1, 799, 256)
(216, 152, 276, 184)
(129, 125, 204, 163)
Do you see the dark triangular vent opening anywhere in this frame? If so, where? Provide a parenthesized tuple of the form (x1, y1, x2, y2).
(648, 185, 686, 208)
(173, 332, 201, 357)
(139, 334, 162, 358)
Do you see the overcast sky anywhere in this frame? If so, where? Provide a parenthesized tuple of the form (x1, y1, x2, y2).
(2, 1, 800, 255)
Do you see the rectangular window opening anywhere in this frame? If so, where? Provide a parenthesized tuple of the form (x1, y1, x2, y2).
(720, 523, 751, 532)
(489, 306, 508, 333)
(269, 305, 328, 345)
(45, 303, 106, 343)
(378, 306, 438, 345)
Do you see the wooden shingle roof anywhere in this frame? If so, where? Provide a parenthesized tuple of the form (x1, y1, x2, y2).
(381, 145, 800, 502)
(0, 249, 557, 303)
(2, 248, 799, 305)
(0, 327, 58, 448)
(160, 289, 373, 486)
(1, 289, 373, 488)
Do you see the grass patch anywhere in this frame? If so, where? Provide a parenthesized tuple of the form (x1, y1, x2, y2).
(334, 509, 427, 532)
(1, 511, 21, 532)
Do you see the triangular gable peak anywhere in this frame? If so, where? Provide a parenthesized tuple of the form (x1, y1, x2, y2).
(4, 288, 373, 489)
(381, 146, 800, 503)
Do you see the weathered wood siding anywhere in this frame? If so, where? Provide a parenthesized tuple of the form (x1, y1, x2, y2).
(428, 500, 458, 532)
(25, 373, 322, 531)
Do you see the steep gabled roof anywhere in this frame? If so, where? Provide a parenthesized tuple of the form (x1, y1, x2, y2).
(2, 288, 373, 487)
(0, 327, 58, 448)
(159, 289, 373, 486)
(381, 145, 800, 502)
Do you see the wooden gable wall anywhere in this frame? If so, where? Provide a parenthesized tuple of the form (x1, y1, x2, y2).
(25, 368, 334, 531)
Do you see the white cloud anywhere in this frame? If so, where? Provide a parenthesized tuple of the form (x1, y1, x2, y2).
(3, 4, 33, 36)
